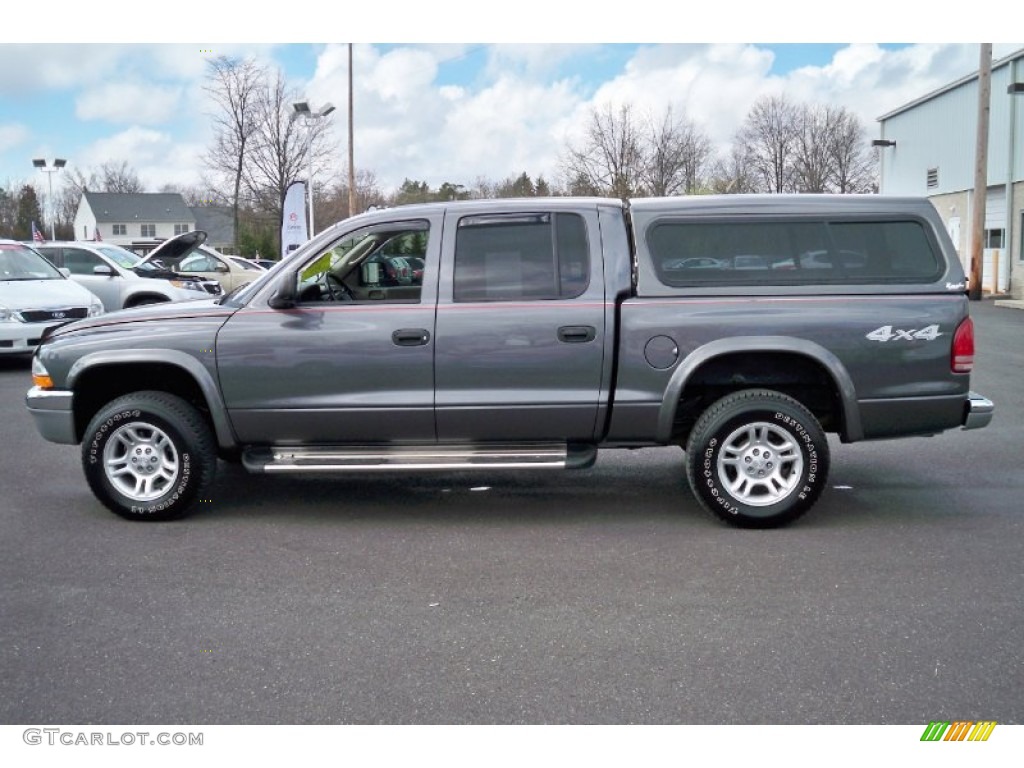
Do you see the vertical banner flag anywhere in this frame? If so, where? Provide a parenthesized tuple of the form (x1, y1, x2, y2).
(281, 181, 308, 258)
(32, 221, 45, 243)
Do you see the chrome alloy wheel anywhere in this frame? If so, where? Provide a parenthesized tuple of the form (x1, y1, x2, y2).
(716, 421, 803, 506)
(102, 421, 180, 502)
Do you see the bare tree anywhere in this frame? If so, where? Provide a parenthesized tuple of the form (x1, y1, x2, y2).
(318, 168, 385, 225)
(707, 144, 759, 194)
(203, 56, 264, 246)
(244, 69, 333, 221)
(792, 104, 840, 193)
(829, 109, 876, 193)
(98, 161, 144, 193)
(643, 107, 713, 196)
(158, 182, 220, 208)
(736, 95, 800, 193)
(561, 104, 646, 199)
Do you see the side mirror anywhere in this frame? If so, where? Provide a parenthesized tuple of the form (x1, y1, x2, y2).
(267, 276, 297, 310)
(93, 264, 117, 277)
(215, 263, 230, 273)
(58, 267, 71, 278)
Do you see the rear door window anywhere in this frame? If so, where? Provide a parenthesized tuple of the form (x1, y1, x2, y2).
(453, 212, 589, 302)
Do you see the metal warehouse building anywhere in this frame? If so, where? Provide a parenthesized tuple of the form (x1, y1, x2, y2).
(877, 47, 1024, 299)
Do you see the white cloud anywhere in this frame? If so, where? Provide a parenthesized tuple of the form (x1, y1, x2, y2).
(76, 82, 185, 125)
(82, 127, 206, 189)
(299, 42, 1024, 192)
(0, 123, 29, 152)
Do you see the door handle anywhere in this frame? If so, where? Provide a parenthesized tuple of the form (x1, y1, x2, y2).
(557, 325, 596, 343)
(392, 328, 431, 347)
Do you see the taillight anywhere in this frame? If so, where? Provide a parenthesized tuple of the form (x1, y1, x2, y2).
(952, 317, 974, 373)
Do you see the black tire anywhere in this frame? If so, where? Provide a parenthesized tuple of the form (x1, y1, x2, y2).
(685, 389, 829, 528)
(82, 391, 217, 521)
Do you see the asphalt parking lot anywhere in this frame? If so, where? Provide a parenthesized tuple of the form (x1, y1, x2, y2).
(0, 300, 1021, 725)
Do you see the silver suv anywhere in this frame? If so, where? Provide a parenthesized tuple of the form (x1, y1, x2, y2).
(35, 231, 222, 311)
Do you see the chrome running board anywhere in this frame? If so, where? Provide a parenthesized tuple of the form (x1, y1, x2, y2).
(242, 443, 596, 474)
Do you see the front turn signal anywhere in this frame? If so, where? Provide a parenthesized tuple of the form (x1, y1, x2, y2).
(32, 356, 54, 389)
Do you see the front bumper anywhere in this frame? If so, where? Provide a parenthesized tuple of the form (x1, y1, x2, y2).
(962, 391, 994, 430)
(26, 387, 77, 444)
(0, 322, 60, 355)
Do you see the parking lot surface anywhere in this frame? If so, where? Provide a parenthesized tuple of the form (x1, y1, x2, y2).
(1, 301, 1021, 724)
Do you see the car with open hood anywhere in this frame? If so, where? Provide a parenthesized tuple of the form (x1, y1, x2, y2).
(34, 231, 223, 311)
(140, 241, 258, 293)
(0, 240, 103, 355)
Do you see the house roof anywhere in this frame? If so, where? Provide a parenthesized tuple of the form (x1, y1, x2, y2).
(83, 192, 193, 223)
(190, 206, 235, 245)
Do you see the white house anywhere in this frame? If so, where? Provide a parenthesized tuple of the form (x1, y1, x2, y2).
(74, 192, 196, 250)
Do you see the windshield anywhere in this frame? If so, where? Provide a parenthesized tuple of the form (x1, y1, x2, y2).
(0, 243, 64, 280)
(95, 244, 142, 269)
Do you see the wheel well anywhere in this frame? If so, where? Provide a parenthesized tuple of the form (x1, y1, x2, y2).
(671, 352, 843, 444)
(73, 363, 211, 442)
(124, 294, 169, 308)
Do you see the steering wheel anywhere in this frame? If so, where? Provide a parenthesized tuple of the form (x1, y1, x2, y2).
(322, 273, 353, 302)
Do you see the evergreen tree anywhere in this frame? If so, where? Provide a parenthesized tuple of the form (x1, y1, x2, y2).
(14, 185, 43, 241)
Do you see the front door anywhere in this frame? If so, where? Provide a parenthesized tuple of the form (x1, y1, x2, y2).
(216, 215, 441, 445)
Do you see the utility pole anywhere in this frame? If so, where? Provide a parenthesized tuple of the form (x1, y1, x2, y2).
(348, 43, 357, 217)
(968, 44, 992, 301)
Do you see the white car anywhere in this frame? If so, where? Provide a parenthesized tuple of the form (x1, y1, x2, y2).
(0, 240, 103, 355)
(142, 243, 261, 293)
(35, 231, 223, 312)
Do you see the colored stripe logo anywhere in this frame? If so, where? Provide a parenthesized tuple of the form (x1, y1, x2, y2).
(920, 721, 997, 741)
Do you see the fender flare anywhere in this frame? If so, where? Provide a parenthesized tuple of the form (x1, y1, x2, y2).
(655, 336, 862, 443)
(66, 349, 237, 450)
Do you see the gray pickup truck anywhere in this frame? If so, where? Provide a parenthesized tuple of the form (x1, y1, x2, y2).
(26, 195, 993, 527)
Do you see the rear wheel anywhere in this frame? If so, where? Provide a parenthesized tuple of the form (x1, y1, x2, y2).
(82, 391, 217, 521)
(685, 389, 829, 528)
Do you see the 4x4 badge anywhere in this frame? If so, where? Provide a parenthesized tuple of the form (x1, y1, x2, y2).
(866, 324, 942, 342)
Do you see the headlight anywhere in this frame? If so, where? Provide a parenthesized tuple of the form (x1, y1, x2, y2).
(0, 304, 12, 322)
(169, 280, 203, 292)
(88, 299, 104, 317)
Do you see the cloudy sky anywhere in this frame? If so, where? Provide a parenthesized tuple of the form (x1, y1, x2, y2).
(2, 3, 1021, 197)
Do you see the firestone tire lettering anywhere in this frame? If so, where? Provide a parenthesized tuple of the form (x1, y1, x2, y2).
(684, 389, 830, 529)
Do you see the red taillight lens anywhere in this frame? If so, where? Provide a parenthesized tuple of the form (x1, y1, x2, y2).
(952, 317, 974, 373)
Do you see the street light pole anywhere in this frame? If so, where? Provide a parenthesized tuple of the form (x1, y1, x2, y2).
(292, 102, 335, 237)
(32, 157, 67, 240)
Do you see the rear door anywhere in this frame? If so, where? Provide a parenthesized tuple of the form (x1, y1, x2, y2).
(434, 206, 607, 442)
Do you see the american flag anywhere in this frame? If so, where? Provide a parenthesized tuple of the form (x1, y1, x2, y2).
(31, 221, 44, 243)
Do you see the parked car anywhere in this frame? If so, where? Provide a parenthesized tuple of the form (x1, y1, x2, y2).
(0, 240, 103, 355)
(251, 259, 277, 270)
(228, 256, 269, 273)
(142, 243, 258, 293)
(34, 232, 223, 311)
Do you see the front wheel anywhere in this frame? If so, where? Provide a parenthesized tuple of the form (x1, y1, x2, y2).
(82, 391, 217, 521)
(685, 389, 829, 528)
